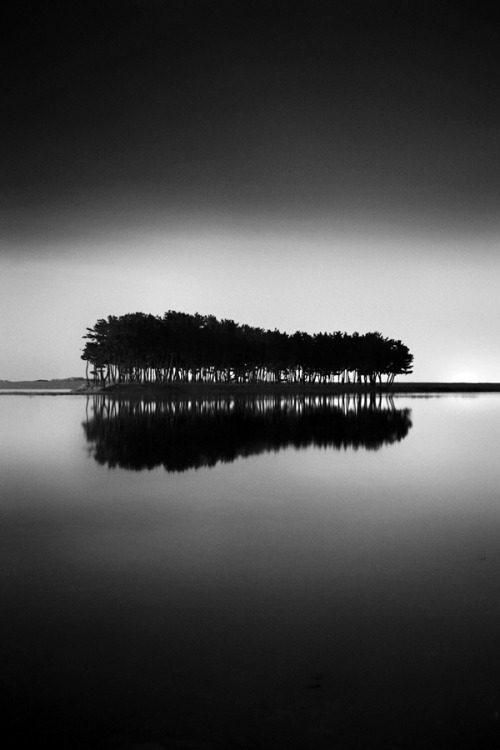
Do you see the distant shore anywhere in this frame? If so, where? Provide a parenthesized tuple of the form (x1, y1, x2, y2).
(2, 379, 500, 396)
(0, 378, 86, 392)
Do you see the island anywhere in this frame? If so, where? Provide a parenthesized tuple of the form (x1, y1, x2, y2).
(81, 311, 414, 388)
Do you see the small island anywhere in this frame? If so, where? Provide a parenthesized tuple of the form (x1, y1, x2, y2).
(2, 312, 499, 395)
(81, 311, 414, 390)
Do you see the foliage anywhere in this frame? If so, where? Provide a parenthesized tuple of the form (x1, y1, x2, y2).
(82, 311, 413, 385)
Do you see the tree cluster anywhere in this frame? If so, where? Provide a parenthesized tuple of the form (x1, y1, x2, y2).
(82, 311, 413, 386)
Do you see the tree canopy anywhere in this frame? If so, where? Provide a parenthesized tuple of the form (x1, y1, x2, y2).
(81, 311, 413, 386)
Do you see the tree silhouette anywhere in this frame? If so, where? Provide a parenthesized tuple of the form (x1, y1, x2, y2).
(82, 311, 413, 386)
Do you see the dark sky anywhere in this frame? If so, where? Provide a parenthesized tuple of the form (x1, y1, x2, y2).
(2, 1, 500, 381)
(4, 0, 500, 238)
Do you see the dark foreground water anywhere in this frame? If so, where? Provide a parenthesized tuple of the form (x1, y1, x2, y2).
(1, 393, 500, 749)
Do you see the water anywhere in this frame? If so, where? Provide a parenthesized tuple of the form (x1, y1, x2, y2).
(1, 393, 500, 749)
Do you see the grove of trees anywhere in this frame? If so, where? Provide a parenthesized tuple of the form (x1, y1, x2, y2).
(81, 311, 413, 386)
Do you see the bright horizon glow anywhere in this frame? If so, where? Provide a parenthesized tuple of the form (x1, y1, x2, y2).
(448, 373, 482, 383)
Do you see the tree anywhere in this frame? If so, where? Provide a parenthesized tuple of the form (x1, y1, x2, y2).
(81, 311, 414, 387)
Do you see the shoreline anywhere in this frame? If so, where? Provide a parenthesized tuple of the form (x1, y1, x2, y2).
(1, 380, 500, 396)
(88, 381, 500, 396)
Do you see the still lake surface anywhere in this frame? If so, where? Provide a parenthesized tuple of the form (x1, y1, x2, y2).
(1, 393, 500, 749)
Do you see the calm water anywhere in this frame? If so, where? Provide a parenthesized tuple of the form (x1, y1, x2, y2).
(1, 393, 500, 749)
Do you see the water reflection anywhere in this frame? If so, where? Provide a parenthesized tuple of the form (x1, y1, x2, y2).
(83, 393, 412, 472)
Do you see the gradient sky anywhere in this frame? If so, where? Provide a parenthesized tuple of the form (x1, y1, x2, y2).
(2, 0, 500, 381)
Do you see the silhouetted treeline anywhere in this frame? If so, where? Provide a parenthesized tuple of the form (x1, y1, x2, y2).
(82, 311, 413, 386)
(83, 394, 412, 472)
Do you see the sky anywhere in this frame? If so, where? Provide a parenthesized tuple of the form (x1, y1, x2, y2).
(2, 0, 500, 381)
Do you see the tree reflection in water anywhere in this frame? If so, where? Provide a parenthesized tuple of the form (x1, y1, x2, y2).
(83, 393, 412, 472)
